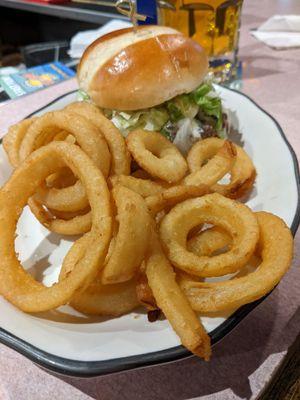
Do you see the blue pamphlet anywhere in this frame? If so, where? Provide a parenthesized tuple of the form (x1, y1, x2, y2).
(0, 62, 75, 99)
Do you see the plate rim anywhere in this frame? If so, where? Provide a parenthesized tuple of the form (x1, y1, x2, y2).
(0, 86, 299, 377)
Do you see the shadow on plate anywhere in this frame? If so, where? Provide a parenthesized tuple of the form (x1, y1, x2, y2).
(33, 306, 148, 325)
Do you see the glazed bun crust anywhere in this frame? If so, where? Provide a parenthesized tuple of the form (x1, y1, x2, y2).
(78, 26, 208, 111)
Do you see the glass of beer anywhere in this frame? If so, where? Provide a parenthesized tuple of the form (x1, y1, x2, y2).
(158, 0, 243, 82)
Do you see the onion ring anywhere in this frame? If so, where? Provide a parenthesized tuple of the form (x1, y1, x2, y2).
(48, 206, 91, 220)
(187, 138, 256, 198)
(3, 118, 36, 167)
(34, 179, 89, 213)
(136, 227, 230, 313)
(131, 169, 152, 179)
(59, 234, 138, 316)
(65, 102, 131, 176)
(109, 174, 167, 197)
(20, 111, 111, 212)
(19, 111, 110, 175)
(52, 131, 68, 141)
(0, 142, 112, 312)
(159, 193, 259, 277)
(28, 197, 92, 235)
(184, 140, 236, 187)
(71, 279, 139, 316)
(101, 185, 151, 284)
(126, 129, 188, 183)
(187, 227, 231, 256)
(180, 212, 293, 312)
(45, 167, 77, 189)
(146, 184, 210, 215)
(145, 229, 211, 360)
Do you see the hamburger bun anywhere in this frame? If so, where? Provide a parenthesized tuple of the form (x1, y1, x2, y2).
(78, 25, 208, 111)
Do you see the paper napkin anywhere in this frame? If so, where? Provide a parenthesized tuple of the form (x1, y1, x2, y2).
(251, 15, 300, 49)
(69, 19, 132, 59)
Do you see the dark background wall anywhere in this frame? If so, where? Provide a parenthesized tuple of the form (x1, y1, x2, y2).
(0, 7, 98, 65)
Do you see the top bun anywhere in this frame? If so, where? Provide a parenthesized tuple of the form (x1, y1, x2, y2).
(78, 25, 208, 111)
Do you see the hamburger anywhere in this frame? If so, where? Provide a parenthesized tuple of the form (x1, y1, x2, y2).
(78, 25, 227, 153)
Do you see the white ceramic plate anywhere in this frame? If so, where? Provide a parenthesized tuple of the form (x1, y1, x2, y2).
(0, 86, 299, 377)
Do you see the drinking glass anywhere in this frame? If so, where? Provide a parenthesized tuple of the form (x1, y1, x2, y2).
(158, 0, 243, 82)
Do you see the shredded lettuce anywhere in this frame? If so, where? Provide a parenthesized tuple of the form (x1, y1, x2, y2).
(193, 83, 211, 98)
(105, 108, 169, 136)
(167, 102, 183, 123)
(175, 94, 199, 119)
(166, 94, 199, 122)
(192, 82, 223, 131)
(79, 81, 225, 141)
(140, 108, 169, 131)
(77, 89, 90, 102)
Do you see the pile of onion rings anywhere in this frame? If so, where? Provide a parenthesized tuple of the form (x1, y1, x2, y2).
(3, 102, 131, 235)
(0, 102, 293, 361)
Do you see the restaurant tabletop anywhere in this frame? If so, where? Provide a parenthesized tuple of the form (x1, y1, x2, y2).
(0, 0, 299, 399)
